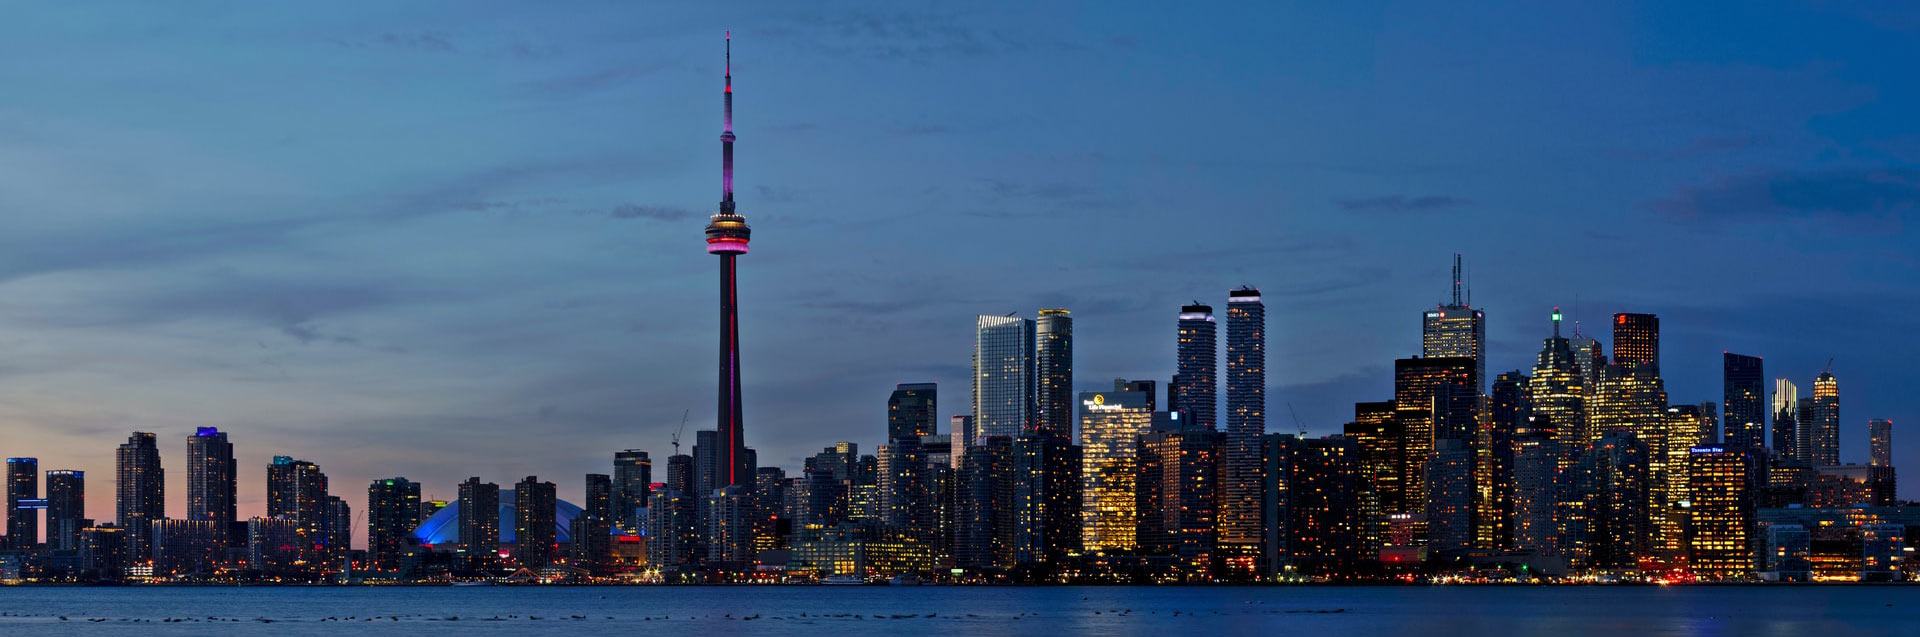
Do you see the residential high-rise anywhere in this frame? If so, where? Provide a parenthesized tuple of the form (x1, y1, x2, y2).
(1172, 304, 1217, 428)
(513, 476, 558, 569)
(1035, 309, 1073, 438)
(1347, 401, 1400, 552)
(887, 383, 939, 441)
(704, 34, 754, 491)
(612, 449, 651, 532)
(457, 477, 500, 562)
(647, 486, 699, 568)
(1481, 371, 1530, 550)
(1563, 431, 1651, 569)
(1393, 355, 1474, 512)
(1137, 421, 1223, 574)
(972, 314, 1036, 440)
(1013, 432, 1080, 564)
(1421, 255, 1486, 392)
(879, 436, 929, 537)
(367, 477, 422, 571)
(954, 435, 1015, 571)
(1280, 436, 1362, 569)
(1870, 419, 1894, 467)
(267, 456, 328, 521)
(1721, 353, 1765, 449)
(1687, 445, 1761, 579)
(574, 473, 614, 572)
(704, 485, 754, 564)
(151, 519, 223, 575)
(185, 427, 237, 545)
(1078, 381, 1155, 552)
(1810, 371, 1839, 467)
(1511, 429, 1561, 554)
(1221, 287, 1266, 551)
(1772, 379, 1801, 463)
(116, 432, 164, 560)
(1529, 309, 1588, 456)
(6, 458, 38, 548)
(45, 470, 85, 551)
(1611, 312, 1660, 373)
(1425, 438, 1474, 552)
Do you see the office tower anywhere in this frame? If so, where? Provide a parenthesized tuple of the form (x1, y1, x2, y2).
(1078, 381, 1156, 552)
(185, 427, 237, 545)
(694, 428, 720, 500)
(1422, 255, 1486, 392)
(367, 477, 422, 571)
(1568, 324, 1604, 396)
(948, 415, 973, 468)
(1611, 312, 1660, 373)
(576, 474, 617, 571)
(457, 477, 500, 561)
(1425, 438, 1473, 552)
(1722, 353, 1765, 449)
(1035, 309, 1073, 437)
(1393, 355, 1474, 512)
(704, 485, 753, 563)
(1664, 404, 1711, 543)
(880, 437, 935, 546)
(1137, 421, 1224, 573)
(1221, 287, 1266, 552)
(752, 466, 788, 552)
(1589, 362, 1674, 553)
(1281, 436, 1362, 568)
(1346, 401, 1399, 554)
(647, 486, 699, 568)
(1563, 431, 1651, 569)
(1013, 433, 1080, 564)
(512, 476, 557, 569)
(1772, 379, 1801, 463)
(116, 432, 164, 560)
(703, 34, 754, 491)
(972, 314, 1036, 440)
(5, 458, 37, 548)
(1481, 372, 1530, 550)
(151, 519, 223, 575)
(611, 450, 651, 534)
(665, 454, 695, 499)
(44, 470, 85, 551)
(1259, 433, 1292, 572)
(1870, 419, 1893, 467)
(1530, 309, 1588, 455)
(1687, 445, 1761, 579)
(887, 383, 939, 441)
(1862, 524, 1905, 581)
(1172, 304, 1217, 428)
(1511, 429, 1560, 554)
(1810, 371, 1839, 467)
(247, 516, 301, 573)
(1763, 524, 1811, 582)
(955, 436, 1014, 571)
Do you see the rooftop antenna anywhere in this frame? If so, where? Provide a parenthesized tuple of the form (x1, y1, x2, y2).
(1451, 253, 1463, 307)
(671, 409, 689, 455)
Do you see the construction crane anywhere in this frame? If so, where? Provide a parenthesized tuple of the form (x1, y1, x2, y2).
(671, 409, 689, 455)
(1824, 357, 1835, 373)
(1288, 402, 1307, 437)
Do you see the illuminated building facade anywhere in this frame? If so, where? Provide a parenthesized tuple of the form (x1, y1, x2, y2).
(1347, 401, 1399, 554)
(1511, 429, 1560, 553)
(1481, 371, 1530, 550)
(367, 477, 422, 571)
(5, 458, 37, 548)
(456, 477, 500, 560)
(1687, 446, 1761, 579)
(1425, 438, 1473, 552)
(1590, 363, 1674, 553)
(1281, 436, 1362, 568)
(1564, 431, 1650, 569)
(1392, 355, 1474, 512)
(1222, 288, 1265, 550)
(1014, 432, 1080, 564)
(972, 314, 1036, 440)
(185, 427, 237, 545)
(116, 432, 164, 561)
(152, 519, 224, 576)
(1078, 383, 1155, 552)
(1722, 353, 1765, 449)
(1137, 422, 1223, 573)
(1773, 379, 1801, 462)
(704, 34, 753, 492)
(512, 476, 557, 568)
(1421, 255, 1486, 392)
(612, 449, 651, 532)
(1810, 371, 1839, 467)
(1035, 310, 1073, 437)
(705, 484, 753, 564)
(888, 383, 939, 441)
(1173, 304, 1216, 428)
(45, 469, 85, 551)
(1611, 312, 1660, 373)
(955, 435, 1014, 571)
(1529, 309, 1588, 458)
(1870, 419, 1893, 467)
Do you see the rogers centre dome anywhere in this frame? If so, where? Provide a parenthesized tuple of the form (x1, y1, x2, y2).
(412, 490, 586, 546)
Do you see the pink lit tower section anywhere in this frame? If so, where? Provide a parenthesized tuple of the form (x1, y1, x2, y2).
(703, 33, 752, 488)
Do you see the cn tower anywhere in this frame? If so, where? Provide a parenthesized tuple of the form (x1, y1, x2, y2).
(704, 32, 751, 488)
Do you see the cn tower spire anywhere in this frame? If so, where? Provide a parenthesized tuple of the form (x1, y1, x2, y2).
(704, 32, 751, 491)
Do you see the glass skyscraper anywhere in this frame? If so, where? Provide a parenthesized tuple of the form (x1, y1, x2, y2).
(1611, 312, 1660, 373)
(1721, 352, 1765, 449)
(185, 427, 237, 545)
(1869, 419, 1893, 467)
(1421, 256, 1485, 392)
(1035, 309, 1073, 438)
(1077, 381, 1154, 552)
(1173, 304, 1216, 428)
(1810, 371, 1839, 467)
(116, 432, 164, 560)
(5, 458, 36, 548)
(972, 314, 1036, 440)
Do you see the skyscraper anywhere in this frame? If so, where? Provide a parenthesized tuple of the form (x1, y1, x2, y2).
(1078, 381, 1155, 552)
(1012, 432, 1080, 564)
(1137, 420, 1224, 574)
(1810, 371, 1839, 467)
(513, 476, 557, 569)
(972, 314, 1036, 439)
(1481, 371, 1531, 550)
(367, 477, 421, 571)
(1529, 308, 1588, 454)
(1422, 255, 1486, 392)
(955, 435, 1015, 571)
(1035, 309, 1073, 438)
(612, 449, 651, 532)
(1393, 355, 1474, 511)
(1221, 287, 1266, 551)
(1173, 303, 1217, 428)
(704, 33, 753, 491)
(1722, 353, 1765, 449)
(887, 383, 939, 441)
(116, 432, 164, 560)
(457, 477, 500, 562)
(1589, 362, 1673, 553)
(267, 456, 328, 521)
(1564, 431, 1651, 569)
(45, 469, 85, 551)
(1568, 323, 1605, 398)
(1869, 419, 1893, 467)
(1281, 436, 1363, 569)
(1687, 445, 1761, 579)
(570, 473, 612, 573)
(1425, 438, 1474, 552)
(185, 427, 237, 544)
(1611, 312, 1660, 373)
(1772, 379, 1801, 463)
(5, 458, 37, 548)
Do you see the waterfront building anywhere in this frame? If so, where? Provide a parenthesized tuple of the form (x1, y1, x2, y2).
(705, 484, 754, 564)
(954, 436, 1014, 571)
(185, 428, 237, 546)
(1173, 304, 1217, 429)
(1564, 431, 1651, 569)
(1722, 353, 1765, 449)
(973, 314, 1036, 440)
(116, 432, 165, 561)
(1687, 446, 1762, 579)
(367, 477, 422, 571)
(1136, 421, 1223, 574)
(1036, 310, 1073, 438)
(246, 516, 301, 573)
(456, 478, 500, 562)
(5, 458, 38, 548)
(1393, 355, 1474, 511)
(79, 526, 128, 576)
(513, 476, 558, 569)
(1347, 401, 1400, 553)
(1425, 438, 1474, 552)
(1511, 428, 1561, 554)
(1222, 287, 1266, 553)
(1590, 363, 1676, 553)
(1481, 371, 1530, 550)
(45, 469, 85, 551)
(1281, 436, 1362, 569)
(613, 449, 651, 533)
(1763, 523, 1811, 582)
(1013, 432, 1080, 564)
(1078, 381, 1156, 552)
(151, 519, 224, 576)
(647, 487, 699, 568)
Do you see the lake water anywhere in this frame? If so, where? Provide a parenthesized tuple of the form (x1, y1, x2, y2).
(0, 585, 1917, 635)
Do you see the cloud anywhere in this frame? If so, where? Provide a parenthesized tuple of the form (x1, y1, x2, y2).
(328, 32, 457, 53)
(760, 9, 1087, 64)
(1334, 195, 1473, 213)
(894, 124, 948, 135)
(606, 204, 696, 221)
(1652, 168, 1920, 221)
(521, 62, 680, 96)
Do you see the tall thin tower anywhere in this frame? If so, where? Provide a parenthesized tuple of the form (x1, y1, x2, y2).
(704, 33, 753, 488)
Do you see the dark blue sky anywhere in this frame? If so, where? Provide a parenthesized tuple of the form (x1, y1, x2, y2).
(1, 2, 1917, 530)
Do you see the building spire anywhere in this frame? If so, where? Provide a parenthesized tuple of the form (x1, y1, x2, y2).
(1551, 306, 1563, 339)
(1451, 253, 1463, 307)
(721, 31, 735, 211)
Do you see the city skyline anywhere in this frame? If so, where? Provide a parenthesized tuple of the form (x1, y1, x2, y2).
(1, 1, 1917, 538)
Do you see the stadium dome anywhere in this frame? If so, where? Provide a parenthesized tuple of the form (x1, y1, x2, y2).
(412, 490, 585, 546)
